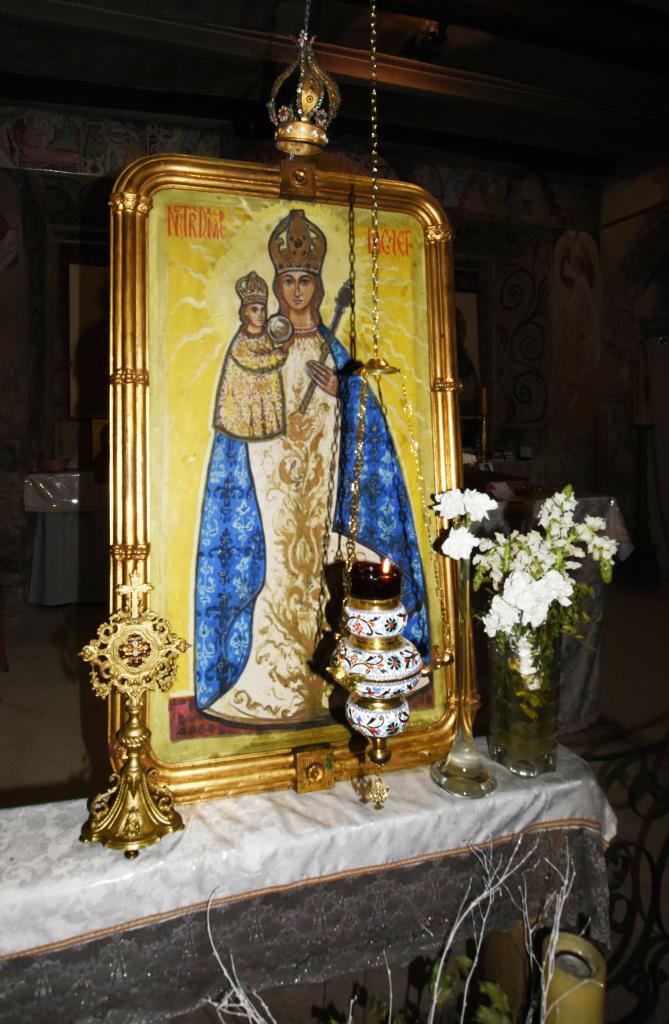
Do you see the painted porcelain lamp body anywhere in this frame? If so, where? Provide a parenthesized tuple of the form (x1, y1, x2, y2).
(331, 560, 428, 765)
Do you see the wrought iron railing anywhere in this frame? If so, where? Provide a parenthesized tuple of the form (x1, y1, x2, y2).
(587, 738, 669, 1023)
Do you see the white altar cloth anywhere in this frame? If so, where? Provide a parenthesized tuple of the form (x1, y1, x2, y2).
(0, 743, 616, 962)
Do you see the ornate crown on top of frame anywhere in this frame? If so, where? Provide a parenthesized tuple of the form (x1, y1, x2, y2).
(268, 30, 341, 158)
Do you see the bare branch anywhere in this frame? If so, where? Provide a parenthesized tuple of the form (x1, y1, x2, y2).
(205, 890, 279, 1024)
(383, 950, 393, 1024)
(428, 836, 538, 1024)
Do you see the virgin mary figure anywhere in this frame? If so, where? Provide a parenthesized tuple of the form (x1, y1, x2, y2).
(195, 208, 428, 724)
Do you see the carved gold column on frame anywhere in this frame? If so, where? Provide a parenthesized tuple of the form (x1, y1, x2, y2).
(108, 189, 153, 769)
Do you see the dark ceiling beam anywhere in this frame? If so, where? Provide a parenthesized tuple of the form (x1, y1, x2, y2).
(347, 0, 669, 72)
(0, 0, 666, 141)
(0, 68, 618, 175)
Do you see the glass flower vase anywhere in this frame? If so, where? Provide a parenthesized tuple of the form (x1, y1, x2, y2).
(430, 557, 496, 798)
(487, 629, 560, 777)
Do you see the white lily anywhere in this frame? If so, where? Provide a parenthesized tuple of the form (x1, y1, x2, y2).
(441, 526, 480, 560)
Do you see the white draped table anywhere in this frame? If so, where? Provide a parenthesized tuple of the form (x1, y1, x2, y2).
(0, 743, 616, 1023)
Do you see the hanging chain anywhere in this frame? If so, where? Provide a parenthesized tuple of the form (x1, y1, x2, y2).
(345, 0, 379, 586)
(369, 0, 380, 361)
(345, 369, 369, 588)
(348, 187, 357, 363)
(314, 391, 343, 648)
(400, 374, 452, 651)
(295, 0, 312, 119)
(341, 0, 379, 597)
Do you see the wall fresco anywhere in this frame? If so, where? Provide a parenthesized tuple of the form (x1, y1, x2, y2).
(0, 108, 220, 176)
(391, 147, 599, 231)
(600, 165, 669, 576)
(551, 231, 602, 431)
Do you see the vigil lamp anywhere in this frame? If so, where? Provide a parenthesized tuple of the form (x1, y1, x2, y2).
(329, 559, 445, 767)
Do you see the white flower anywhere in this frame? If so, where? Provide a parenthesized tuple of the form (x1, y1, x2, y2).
(539, 569, 574, 607)
(502, 569, 533, 604)
(433, 488, 466, 520)
(441, 526, 479, 560)
(588, 535, 618, 563)
(482, 595, 520, 637)
(499, 568, 573, 630)
(515, 635, 539, 681)
(462, 489, 498, 522)
(538, 488, 577, 531)
(473, 544, 505, 588)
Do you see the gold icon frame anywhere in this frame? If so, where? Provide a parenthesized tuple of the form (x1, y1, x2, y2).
(108, 154, 462, 803)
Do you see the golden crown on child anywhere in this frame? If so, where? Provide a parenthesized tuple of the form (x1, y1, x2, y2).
(236, 271, 268, 305)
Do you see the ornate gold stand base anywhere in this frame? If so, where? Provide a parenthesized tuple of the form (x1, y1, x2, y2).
(81, 767, 184, 859)
(430, 736, 497, 799)
(81, 687, 184, 858)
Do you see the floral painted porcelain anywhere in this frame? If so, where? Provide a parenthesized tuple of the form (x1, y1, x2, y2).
(330, 596, 428, 758)
(345, 697, 410, 739)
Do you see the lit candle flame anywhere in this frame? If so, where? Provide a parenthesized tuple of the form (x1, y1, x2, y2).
(381, 558, 391, 574)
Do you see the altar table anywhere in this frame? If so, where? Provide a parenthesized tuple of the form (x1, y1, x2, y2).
(0, 744, 616, 1023)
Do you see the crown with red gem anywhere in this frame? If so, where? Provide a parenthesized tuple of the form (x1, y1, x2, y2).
(268, 209, 326, 276)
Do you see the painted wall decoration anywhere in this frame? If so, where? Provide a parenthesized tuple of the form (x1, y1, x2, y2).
(551, 231, 602, 430)
(394, 149, 599, 231)
(0, 107, 220, 176)
(495, 251, 550, 429)
(450, 217, 602, 490)
(600, 167, 669, 576)
(244, 135, 600, 232)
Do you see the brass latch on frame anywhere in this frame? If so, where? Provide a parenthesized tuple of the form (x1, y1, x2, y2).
(294, 744, 335, 793)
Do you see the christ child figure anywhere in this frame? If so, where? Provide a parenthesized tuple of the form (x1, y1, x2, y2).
(214, 270, 292, 441)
